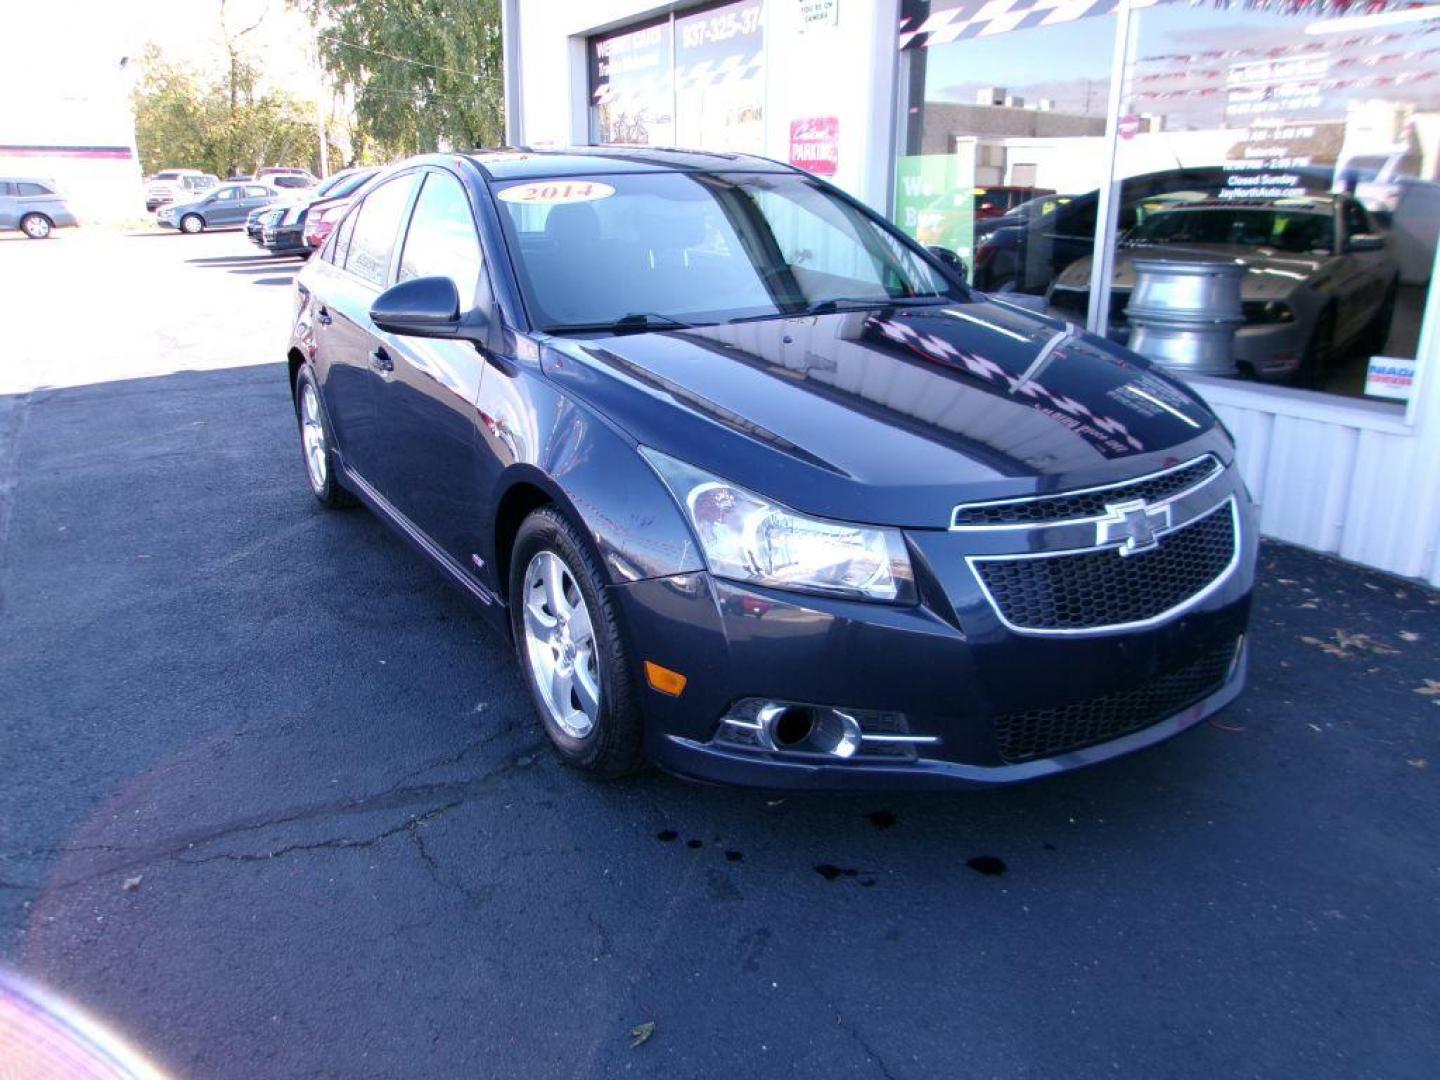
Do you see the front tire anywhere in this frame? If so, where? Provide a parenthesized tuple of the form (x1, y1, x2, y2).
(20, 213, 52, 239)
(180, 214, 205, 234)
(293, 365, 356, 508)
(1294, 306, 1336, 390)
(510, 508, 644, 778)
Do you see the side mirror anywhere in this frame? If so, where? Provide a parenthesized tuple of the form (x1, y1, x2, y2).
(371, 276, 467, 338)
(1347, 233, 1385, 252)
(927, 245, 968, 285)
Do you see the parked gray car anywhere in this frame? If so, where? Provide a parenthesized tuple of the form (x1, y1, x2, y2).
(0, 178, 78, 239)
(156, 182, 281, 234)
(1047, 195, 1398, 386)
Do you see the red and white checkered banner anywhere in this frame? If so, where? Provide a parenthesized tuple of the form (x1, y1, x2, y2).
(898, 0, 1439, 49)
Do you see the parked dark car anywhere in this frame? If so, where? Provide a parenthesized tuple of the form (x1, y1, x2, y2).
(1047, 195, 1399, 385)
(286, 147, 1256, 789)
(300, 167, 381, 250)
(260, 168, 379, 256)
(247, 204, 286, 247)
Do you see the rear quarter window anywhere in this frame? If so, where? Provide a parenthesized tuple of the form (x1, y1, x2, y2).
(17, 183, 52, 196)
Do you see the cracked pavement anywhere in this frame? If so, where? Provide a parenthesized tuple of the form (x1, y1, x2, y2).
(2, 230, 1438, 1079)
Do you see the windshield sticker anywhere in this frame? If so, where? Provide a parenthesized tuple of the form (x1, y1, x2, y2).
(497, 181, 615, 205)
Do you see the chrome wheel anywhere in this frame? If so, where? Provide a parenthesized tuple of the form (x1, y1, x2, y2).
(299, 381, 327, 492)
(521, 550, 602, 739)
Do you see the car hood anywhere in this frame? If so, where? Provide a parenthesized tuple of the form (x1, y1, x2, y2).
(538, 297, 1229, 528)
(1054, 243, 1327, 302)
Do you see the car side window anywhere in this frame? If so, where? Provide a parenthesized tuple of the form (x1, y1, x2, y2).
(330, 208, 359, 267)
(0, 182, 16, 196)
(245, 185, 270, 199)
(213, 187, 239, 202)
(1343, 199, 1370, 240)
(396, 172, 484, 302)
(344, 174, 417, 288)
(16, 182, 50, 196)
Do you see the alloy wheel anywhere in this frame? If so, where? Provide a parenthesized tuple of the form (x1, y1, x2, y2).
(21, 215, 50, 239)
(299, 381, 328, 492)
(521, 550, 602, 739)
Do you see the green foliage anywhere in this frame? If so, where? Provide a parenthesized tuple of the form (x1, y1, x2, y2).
(301, 0, 506, 162)
(132, 45, 323, 178)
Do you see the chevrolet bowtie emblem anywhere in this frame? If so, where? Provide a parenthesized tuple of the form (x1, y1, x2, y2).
(1097, 499, 1170, 556)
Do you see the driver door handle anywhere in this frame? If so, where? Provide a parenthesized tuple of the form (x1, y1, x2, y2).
(370, 346, 394, 373)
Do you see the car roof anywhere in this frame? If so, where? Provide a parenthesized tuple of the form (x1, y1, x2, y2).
(459, 145, 796, 181)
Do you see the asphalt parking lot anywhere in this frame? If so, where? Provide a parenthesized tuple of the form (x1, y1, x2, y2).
(2, 227, 1438, 1079)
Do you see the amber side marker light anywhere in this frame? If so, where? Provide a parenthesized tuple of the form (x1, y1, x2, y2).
(644, 661, 688, 697)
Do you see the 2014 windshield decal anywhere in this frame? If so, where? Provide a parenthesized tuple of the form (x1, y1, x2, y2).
(497, 181, 616, 204)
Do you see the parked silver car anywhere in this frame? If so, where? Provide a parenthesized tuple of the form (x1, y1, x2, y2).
(0, 178, 78, 239)
(157, 183, 282, 234)
(145, 169, 218, 212)
(1047, 194, 1399, 386)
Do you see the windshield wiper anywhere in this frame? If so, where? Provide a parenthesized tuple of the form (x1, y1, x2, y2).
(804, 295, 948, 315)
(545, 311, 695, 335)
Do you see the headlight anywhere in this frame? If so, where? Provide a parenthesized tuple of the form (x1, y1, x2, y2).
(641, 449, 915, 603)
(1241, 299, 1295, 324)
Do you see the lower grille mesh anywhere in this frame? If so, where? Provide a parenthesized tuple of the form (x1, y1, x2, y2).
(994, 638, 1238, 763)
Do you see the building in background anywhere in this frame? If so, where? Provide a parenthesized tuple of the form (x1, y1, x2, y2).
(504, 0, 1440, 588)
(0, 51, 144, 223)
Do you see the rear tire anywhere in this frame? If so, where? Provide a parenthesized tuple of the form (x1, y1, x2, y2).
(510, 508, 645, 778)
(293, 365, 357, 508)
(180, 214, 204, 234)
(20, 213, 52, 240)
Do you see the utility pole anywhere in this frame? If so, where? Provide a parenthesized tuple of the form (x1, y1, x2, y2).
(314, 33, 329, 177)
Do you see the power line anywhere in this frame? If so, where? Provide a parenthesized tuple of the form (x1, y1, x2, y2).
(316, 32, 502, 83)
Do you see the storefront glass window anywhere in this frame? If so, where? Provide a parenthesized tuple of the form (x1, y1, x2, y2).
(894, 0, 1118, 294)
(589, 1, 764, 153)
(1088, 3, 1439, 398)
(589, 18, 675, 146)
(675, 1, 765, 153)
(895, 0, 1439, 404)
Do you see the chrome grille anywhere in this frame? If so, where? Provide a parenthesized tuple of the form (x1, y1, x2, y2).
(994, 637, 1238, 762)
(970, 499, 1238, 633)
(952, 455, 1220, 527)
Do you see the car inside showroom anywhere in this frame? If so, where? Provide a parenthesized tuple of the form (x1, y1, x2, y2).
(505, 0, 1440, 585)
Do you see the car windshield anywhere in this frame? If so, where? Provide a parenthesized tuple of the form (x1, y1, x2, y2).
(492, 171, 952, 332)
(323, 170, 376, 200)
(1126, 206, 1334, 253)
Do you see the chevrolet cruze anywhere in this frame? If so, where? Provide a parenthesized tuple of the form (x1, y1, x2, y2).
(286, 147, 1257, 789)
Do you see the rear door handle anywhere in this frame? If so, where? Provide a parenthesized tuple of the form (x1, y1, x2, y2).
(315, 306, 332, 326)
(370, 346, 394, 373)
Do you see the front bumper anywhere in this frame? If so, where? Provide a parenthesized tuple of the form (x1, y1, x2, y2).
(263, 224, 308, 253)
(610, 484, 1258, 791)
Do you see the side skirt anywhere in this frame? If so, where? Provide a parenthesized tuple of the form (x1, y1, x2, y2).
(340, 462, 508, 618)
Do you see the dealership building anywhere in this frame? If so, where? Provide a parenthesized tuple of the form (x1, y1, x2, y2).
(503, 0, 1440, 585)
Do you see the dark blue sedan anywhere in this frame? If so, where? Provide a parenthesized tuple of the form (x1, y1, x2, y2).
(286, 147, 1256, 789)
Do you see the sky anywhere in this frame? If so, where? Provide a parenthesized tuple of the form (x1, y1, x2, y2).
(2, 0, 323, 105)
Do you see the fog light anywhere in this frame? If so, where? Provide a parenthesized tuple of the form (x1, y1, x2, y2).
(757, 704, 861, 758)
(715, 698, 940, 760)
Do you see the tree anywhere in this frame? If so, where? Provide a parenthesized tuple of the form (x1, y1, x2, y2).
(132, 45, 326, 177)
(300, 0, 505, 162)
